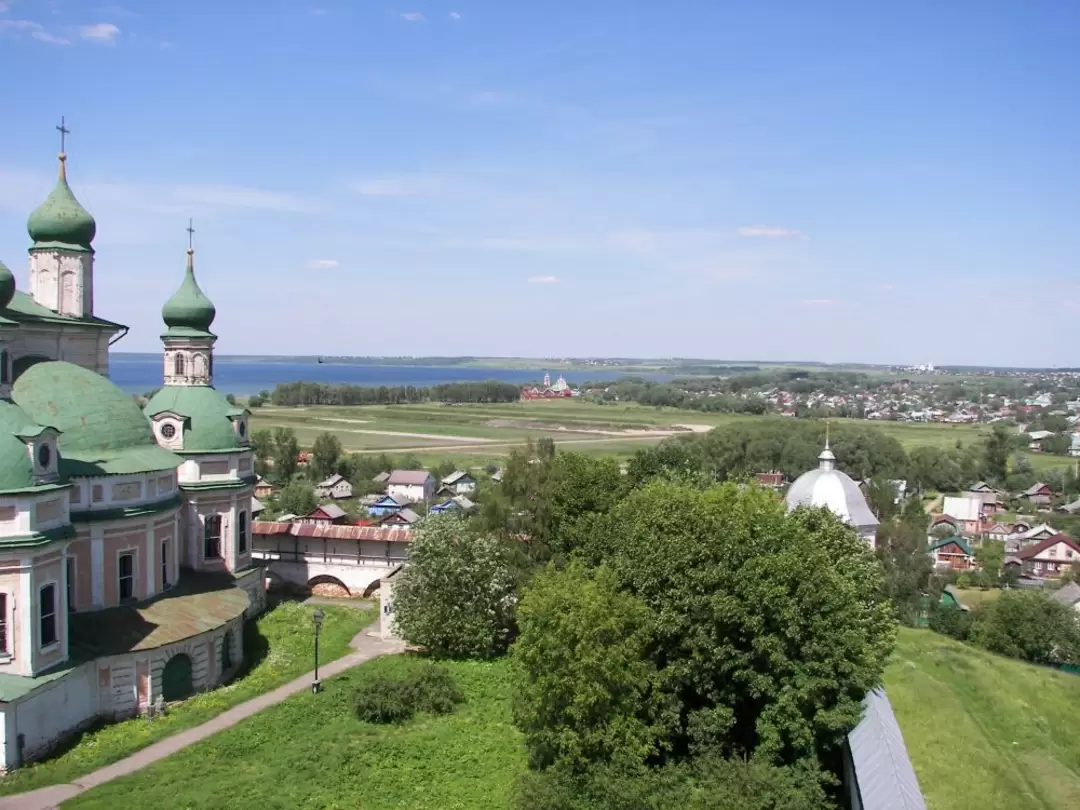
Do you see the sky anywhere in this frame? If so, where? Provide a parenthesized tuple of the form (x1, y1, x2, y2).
(1, 1, 1078, 366)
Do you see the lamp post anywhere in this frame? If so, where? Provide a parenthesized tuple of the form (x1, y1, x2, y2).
(312, 608, 325, 694)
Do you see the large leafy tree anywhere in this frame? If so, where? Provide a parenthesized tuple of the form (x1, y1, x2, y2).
(277, 479, 317, 516)
(310, 432, 344, 482)
(513, 481, 896, 768)
(875, 511, 934, 626)
(512, 562, 661, 771)
(971, 590, 1080, 665)
(983, 424, 1013, 484)
(391, 515, 516, 659)
(271, 427, 300, 483)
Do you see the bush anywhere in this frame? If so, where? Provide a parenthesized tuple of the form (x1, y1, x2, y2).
(928, 601, 974, 641)
(971, 590, 1080, 666)
(514, 756, 831, 810)
(353, 661, 463, 724)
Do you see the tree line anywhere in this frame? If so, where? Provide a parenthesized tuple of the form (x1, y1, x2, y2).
(267, 380, 522, 406)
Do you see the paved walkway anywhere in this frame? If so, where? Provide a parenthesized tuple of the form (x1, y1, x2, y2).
(0, 627, 404, 810)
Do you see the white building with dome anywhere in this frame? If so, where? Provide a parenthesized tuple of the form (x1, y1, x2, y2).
(785, 440, 879, 546)
(0, 132, 264, 771)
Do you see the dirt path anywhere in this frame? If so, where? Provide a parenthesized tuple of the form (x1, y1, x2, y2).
(349, 434, 670, 455)
(0, 628, 404, 810)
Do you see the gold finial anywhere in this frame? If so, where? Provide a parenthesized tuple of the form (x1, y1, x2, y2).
(56, 116, 70, 178)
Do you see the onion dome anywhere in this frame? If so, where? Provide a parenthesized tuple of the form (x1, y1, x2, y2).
(162, 247, 216, 336)
(27, 155, 96, 251)
(0, 259, 15, 310)
(785, 439, 879, 544)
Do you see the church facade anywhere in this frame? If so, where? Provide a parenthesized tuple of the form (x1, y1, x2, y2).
(0, 138, 263, 770)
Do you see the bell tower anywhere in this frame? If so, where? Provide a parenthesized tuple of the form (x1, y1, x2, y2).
(161, 221, 217, 387)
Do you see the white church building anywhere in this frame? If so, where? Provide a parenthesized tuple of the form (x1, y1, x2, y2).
(0, 131, 264, 771)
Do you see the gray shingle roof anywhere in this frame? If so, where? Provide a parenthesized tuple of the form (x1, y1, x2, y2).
(847, 688, 927, 810)
(388, 469, 433, 486)
(1051, 581, 1080, 606)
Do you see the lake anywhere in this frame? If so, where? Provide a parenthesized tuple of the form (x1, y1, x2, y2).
(109, 354, 671, 395)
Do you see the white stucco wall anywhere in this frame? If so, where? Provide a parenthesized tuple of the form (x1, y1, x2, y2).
(0, 661, 96, 770)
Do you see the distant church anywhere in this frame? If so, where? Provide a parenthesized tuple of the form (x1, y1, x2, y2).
(0, 125, 263, 770)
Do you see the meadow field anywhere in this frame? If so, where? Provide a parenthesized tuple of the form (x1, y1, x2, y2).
(250, 399, 1077, 473)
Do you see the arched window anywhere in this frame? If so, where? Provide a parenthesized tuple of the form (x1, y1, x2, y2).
(238, 511, 248, 554)
(0, 350, 8, 384)
(204, 515, 221, 559)
(174, 353, 186, 376)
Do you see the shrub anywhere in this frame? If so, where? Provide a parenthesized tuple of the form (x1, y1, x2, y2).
(928, 601, 974, 641)
(353, 662, 463, 724)
(971, 590, 1080, 666)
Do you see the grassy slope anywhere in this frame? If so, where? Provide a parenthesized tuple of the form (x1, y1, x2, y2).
(0, 602, 374, 798)
(65, 656, 524, 810)
(885, 627, 1080, 810)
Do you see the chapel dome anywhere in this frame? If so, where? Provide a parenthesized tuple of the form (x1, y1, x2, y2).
(0, 399, 59, 493)
(0, 259, 15, 309)
(785, 444, 879, 540)
(145, 385, 245, 453)
(161, 249, 216, 335)
(12, 361, 182, 477)
(27, 158, 97, 251)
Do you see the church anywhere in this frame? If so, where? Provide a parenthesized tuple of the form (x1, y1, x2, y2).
(0, 130, 264, 770)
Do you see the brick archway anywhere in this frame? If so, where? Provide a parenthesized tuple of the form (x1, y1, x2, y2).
(307, 575, 351, 598)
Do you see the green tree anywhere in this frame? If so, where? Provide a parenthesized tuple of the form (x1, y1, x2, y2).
(277, 479, 317, 516)
(875, 519, 934, 626)
(972, 590, 1080, 665)
(271, 427, 300, 483)
(512, 562, 661, 772)
(392, 515, 516, 659)
(864, 478, 900, 522)
(250, 428, 273, 478)
(310, 432, 343, 482)
(983, 424, 1012, 484)
(546, 482, 895, 765)
(974, 541, 1005, 585)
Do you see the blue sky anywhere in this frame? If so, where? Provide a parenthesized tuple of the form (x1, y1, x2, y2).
(1, 1, 1078, 366)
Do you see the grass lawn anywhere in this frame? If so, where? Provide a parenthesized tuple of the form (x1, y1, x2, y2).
(885, 627, 1080, 810)
(0, 601, 375, 798)
(65, 655, 525, 810)
(952, 588, 1005, 609)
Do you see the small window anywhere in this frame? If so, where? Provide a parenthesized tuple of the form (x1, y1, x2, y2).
(238, 511, 248, 554)
(161, 423, 176, 440)
(162, 540, 170, 588)
(40, 584, 57, 646)
(37, 443, 51, 469)
(119, 553, 135, 601)
(238, 420, 247, 439)
(204, 515, 222, 559)
(67, 557, 75, 613)
(0, 350, 8, 384)
(0, 593, 7, 653)
(174, 354, 185, 376)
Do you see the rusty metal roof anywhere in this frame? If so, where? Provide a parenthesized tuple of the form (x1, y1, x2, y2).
(253, 520, 412, 543)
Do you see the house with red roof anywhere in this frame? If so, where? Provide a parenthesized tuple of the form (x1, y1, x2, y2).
(1010, 534, 1080, 579)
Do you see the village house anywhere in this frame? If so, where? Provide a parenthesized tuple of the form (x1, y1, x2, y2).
(366, 494, 411, 517)
(1052, 581, 1080, 612)
(430, 495, 476, 515)
(313, 473, 353, 500)
(1026, 429, 1055, 452)
(253, 475, 275, 499)
(986, 522, 1011, 542)
(1004, 523, 1059, 554)
(372, 471, 391, 488)
(1023, 482, 1054, 507)
(928, 536, 975, 571)
(379, 507, 421, 527)
(755, 471, 786, 490)
(295, 504, 348, 526)
(1011, 534, 1080, 578)
(387, 470, 436, 503)
(941, 496, 982, 536)
(440, 470, 476, 494)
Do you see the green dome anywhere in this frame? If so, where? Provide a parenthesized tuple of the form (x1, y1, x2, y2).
(162, 249, 216, 336)
(0, 400, 58, 493)
(12, 361, 182, 477)
(27, 159, 96, 251)
(0, 260, 14, 309)
(145, 386, 245, 453)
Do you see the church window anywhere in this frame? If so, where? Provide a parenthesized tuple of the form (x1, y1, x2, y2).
(174, 354, 186, 376)
(39, 584, 57, 646)
(162, 540, 170, 588)
(0, 594, 7, 654)
(0, 350, 8, 384)
(204, 515, 222, 559)
(238, 511, 248, 554)
(119, 553, 135, 602)
(37, 443, 51, 469)
(161, 423, 176, 440)
(67, 558, 75, 613)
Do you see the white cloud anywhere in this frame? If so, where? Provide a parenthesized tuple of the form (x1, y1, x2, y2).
(0, 2, 10, 12)
(400, 12, 425, 22)
(80, 22, 120, 44)
(353, 175, 441, 197)
(737, 225, 803, 238)
(307, 259, 339, 270)
(32, 30, 70, 45)
(528, 275, 560, 284)
(449, 11, 462, 20)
